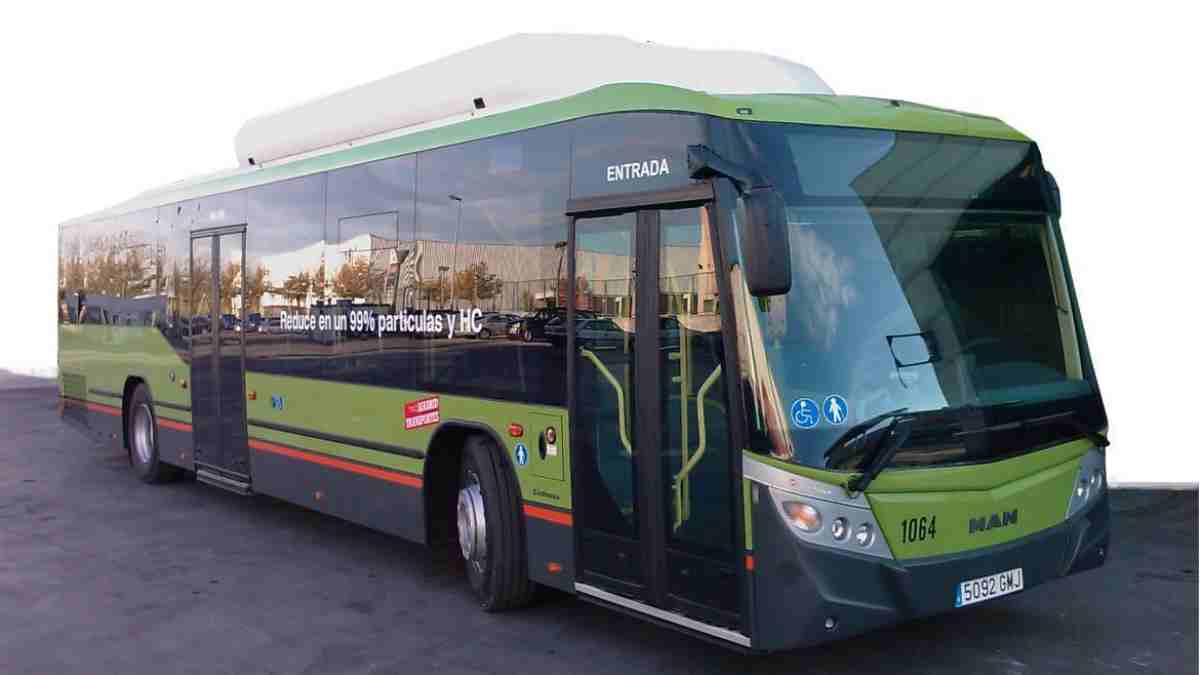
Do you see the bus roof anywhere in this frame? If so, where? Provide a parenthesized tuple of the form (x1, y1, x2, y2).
(64, 34, 1029, 227)
(235, 33, 835, 168)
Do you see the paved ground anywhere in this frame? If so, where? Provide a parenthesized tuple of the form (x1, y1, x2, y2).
(1, 377, 1196, 674)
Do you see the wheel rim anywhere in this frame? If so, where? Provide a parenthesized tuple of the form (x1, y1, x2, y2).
(132, 403, 154, 464)
(457, 470, 487, 572)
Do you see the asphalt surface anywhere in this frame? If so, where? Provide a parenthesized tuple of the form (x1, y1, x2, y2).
(1, 375, 1196, 674)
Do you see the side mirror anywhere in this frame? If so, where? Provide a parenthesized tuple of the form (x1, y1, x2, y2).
(740, 187, 792, 296)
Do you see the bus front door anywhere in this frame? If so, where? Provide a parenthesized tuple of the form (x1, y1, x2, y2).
(569, 192, 743, 639)
(189, 227, 251, 489)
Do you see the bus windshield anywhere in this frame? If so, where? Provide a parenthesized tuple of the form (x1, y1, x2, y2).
(729, 123, 1105, 471)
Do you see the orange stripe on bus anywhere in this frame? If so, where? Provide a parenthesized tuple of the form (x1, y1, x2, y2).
(85, 401, 122, 416)
(157, 418, 192, 432)
(523, 503, 573, 526)
(248, 438, 422, 488)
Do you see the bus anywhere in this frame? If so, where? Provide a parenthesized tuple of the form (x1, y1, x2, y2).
(56, 34, 1110, 651)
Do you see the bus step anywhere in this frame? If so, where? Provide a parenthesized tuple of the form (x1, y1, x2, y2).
(196, 468, 253, 495)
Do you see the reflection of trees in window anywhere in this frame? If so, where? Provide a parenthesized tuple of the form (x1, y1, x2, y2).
(333, 258, 371, 299)
(244, 265, 270, 314)
(220, 260, 241, 314)
(453, 261, 502, 304)
(281, 271, 313, 307)
(80, 230, 157, 299)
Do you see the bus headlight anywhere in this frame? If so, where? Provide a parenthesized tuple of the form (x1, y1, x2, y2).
(1066, 449, 1106, 519)
(782, 501, 822, 532)
(762, 481, 894, 559)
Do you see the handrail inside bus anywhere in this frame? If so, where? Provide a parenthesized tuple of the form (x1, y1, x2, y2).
(673, 364, 722, 531)
(579, 348, 632, 456)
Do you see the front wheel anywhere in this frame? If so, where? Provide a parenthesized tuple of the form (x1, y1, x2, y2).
(457, 434, 534, 611)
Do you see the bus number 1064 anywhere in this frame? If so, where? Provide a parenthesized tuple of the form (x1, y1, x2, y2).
(900, 515, 937, 543)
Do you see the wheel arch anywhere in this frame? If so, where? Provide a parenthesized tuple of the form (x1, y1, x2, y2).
(422, 419, 521, 548)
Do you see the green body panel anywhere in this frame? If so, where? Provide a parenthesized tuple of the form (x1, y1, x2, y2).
(866, 449, 1084, 559)
(244, 372, 572, 508)
(744, 439, 1094, 560)
(67, 83, 1028, 225)
(58, 325, 192, 422)
(58, 323, 571, 507)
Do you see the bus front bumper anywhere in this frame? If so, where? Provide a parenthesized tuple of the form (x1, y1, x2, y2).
(748, 491, 1110, 652)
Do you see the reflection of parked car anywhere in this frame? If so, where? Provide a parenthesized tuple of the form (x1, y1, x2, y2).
(546, 316, 627, 349)
(518, 308, 596, 342)
(477, 312, 519, 339)
(577, 317, 627, 350)
(246, 313, 264, 333)
(265, 317, 283, 334)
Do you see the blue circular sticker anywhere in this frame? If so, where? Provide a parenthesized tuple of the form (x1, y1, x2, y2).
(514, 442, 529, 466)
(823, 395, 849, 426)
(791, 398, 820, 429)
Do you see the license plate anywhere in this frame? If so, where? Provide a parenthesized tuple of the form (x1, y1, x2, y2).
(955, 567, 1024, 607)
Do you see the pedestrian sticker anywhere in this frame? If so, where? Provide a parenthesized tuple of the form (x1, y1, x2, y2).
(823, 395, 848, 426)
(514, 442, 529, 466)
(791, 398, 819, 429)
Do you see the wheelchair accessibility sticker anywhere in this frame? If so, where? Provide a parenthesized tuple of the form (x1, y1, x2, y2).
(791, 398, 820, 429)
(823, 395, 848, 425)
(514, 442, 529, 466)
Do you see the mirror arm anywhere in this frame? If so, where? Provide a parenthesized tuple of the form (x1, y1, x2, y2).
(687, 145, 769, 193)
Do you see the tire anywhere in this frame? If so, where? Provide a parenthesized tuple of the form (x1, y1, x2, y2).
(478, 328, 492, 339)
(523, 328, 534, 343)
(127, 384, 181, 484)
(457, 434, 534, 611)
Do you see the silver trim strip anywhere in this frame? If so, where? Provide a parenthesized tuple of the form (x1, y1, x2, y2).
(574, 583, 751, 647)
(743, 454, 869, 508)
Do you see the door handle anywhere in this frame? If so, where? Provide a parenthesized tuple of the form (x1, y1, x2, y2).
(673, 364, 722, 531)
(579, 348, 632, 456)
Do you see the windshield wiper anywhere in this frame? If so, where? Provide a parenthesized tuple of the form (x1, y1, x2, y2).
(846, 415, 915, 495)
(954, 410, 1109, 448)
(820, 408, 910, 493)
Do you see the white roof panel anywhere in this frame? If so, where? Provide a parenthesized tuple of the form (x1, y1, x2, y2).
(233, 33, 832, 167)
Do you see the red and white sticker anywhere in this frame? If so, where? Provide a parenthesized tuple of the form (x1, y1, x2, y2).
(404, 397, 440, 430)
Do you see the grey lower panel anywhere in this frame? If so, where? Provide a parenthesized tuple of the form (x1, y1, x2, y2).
(250, 444, 425, 544)
(574, 583, 751, 647)
(156, 423, 194, 470)
(525, 511, 574, 591)
(88, 404, 123, 445)
(749, 487, 1111, 652)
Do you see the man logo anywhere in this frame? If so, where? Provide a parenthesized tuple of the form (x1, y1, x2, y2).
(968, 509, 1018, 534)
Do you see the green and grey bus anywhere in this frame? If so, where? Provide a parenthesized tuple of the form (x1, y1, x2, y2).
(57, 35, 1109, 651)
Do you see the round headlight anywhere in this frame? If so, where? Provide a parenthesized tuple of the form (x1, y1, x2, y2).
(1091, 468, 1103, 489)
(1076, 479, 1089, 500)
(783, 501, 822, 533)
(854, 523, 875, 547)
(830, 517, 849, 541)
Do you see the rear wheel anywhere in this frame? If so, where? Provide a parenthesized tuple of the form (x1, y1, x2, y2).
(127, 384, 181, 484)
(457, 434, 534, 610)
